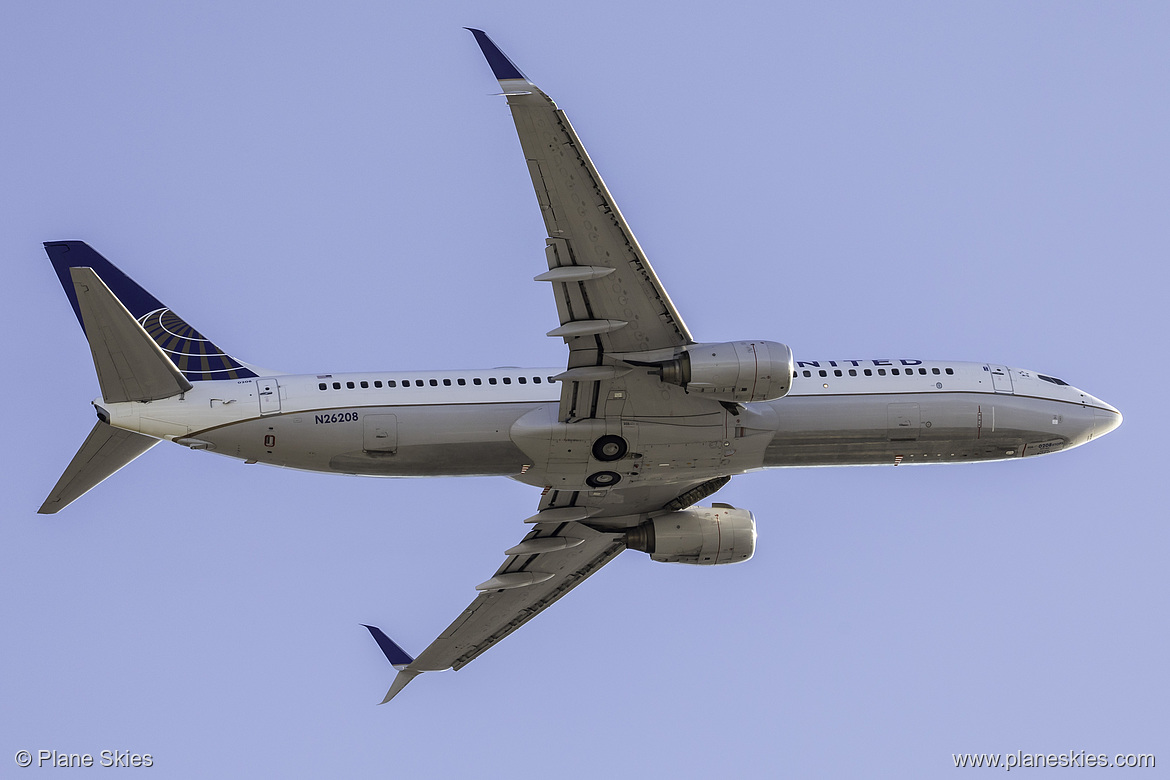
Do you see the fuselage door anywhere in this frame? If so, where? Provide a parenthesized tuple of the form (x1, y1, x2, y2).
(256, 379, 281, 415)
(887, 403, 920, 441)
(364, 414, 398, 453)
(988, 365, 1014, 394)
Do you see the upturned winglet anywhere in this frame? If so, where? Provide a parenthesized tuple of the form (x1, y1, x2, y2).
(380, 670, 421, 705)
(465, 28, 529, 83)
(362, 625, 419, 704)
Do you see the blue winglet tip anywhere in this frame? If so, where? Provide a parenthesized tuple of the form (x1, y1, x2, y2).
(362, 624, 414, 668)
(465, 28, 527, 81)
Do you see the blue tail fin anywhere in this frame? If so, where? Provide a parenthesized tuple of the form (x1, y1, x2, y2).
(45, 241, 257, 382)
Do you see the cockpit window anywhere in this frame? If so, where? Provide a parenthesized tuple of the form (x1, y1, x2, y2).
(1037, 374, 1069, 386)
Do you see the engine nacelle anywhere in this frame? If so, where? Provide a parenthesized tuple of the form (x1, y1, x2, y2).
(659, 341, 794, 403)
(625, 505, 757, 565)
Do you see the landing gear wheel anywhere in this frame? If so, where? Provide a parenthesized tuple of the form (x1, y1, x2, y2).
(586, 471, 622, 488)
(592, 435, 629, 462)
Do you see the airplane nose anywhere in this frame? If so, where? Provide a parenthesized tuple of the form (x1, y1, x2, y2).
(1094, 405, 1122, 438)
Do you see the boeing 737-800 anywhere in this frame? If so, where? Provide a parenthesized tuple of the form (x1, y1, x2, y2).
(40, 30, 1121, 702)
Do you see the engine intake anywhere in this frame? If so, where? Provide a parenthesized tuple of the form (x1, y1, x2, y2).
(658, 341, 793, 403)
(625, 505, 757, 565)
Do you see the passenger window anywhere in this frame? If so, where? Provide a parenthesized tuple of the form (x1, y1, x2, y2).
(919, 368, 927, 375)
(878, 369, 886, 376)
(834, 369, 842, 377)
(547, 376, 555, 383)
(489, 378, 497, 385)
(864, 369, 872, 377)
(318, 383, 327, 390)
(360, 381, 369, 389)
(346, 381, 355, 389)
(803, 370, 811, 378)
(503, 377, 512, 385)
(819, 370, 827, 377)
(429, 379, 438, 386)
(932, 368, 940, 375)
(374, 380, 383, 388)
(387, 380, 396, 388)
(473, 378, 482, 385)
(533, 377, 541, 384)
(443, 379, 451, 386)
(332, 382, 341, 389)
(518, 376, 527, 384)
(892, 369, 900, 376)
(458, 378, 466, 386)
(848, 369, 857, 377)
(415, 380, 424, 387)
(945, 368, 954, 375)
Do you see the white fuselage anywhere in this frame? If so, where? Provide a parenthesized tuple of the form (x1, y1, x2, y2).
(97, 359, 1121, 495)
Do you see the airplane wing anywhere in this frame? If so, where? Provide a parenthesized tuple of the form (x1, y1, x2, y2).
(370, 520, 623, 702)
(467, 30, 692, 364)
(367, 473, 728, 703)
(363, 31, 741, 703)
(468, 28, 717, 432)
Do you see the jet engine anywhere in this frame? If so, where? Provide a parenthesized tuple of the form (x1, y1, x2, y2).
(625, 505, 756, 565)
(656, 341, 793, 403)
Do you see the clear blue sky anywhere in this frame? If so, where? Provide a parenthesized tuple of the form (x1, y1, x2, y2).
(2, 3, 1165, 777)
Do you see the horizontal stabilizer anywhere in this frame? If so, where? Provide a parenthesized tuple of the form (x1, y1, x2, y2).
(71, 267, 193, 403)
(39, 420, 158, 514)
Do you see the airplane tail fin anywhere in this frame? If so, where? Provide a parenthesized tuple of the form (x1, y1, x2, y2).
(67, 266, 194, 403)
(45, 241, 258, 384)
(41, 241, 261, 513)
(39, 420, 158, 514)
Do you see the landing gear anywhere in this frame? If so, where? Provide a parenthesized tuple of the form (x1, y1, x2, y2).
(591, 435, 628, 462)
(586, 471, 622, 488)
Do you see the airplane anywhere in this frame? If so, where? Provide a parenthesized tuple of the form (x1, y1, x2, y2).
(39, 29, 1122, 703)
